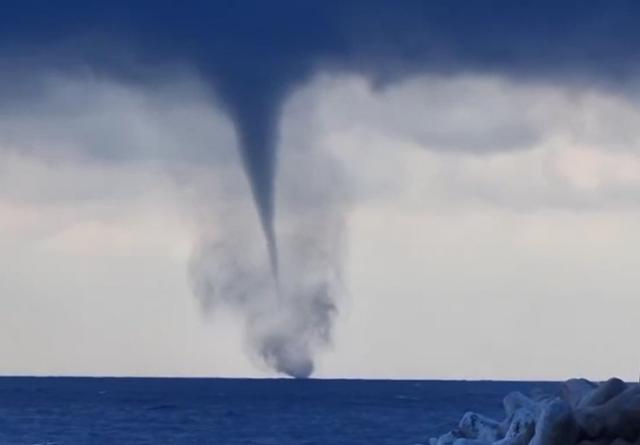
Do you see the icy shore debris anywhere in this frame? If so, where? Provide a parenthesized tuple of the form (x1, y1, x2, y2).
(429, 378, 640, 445)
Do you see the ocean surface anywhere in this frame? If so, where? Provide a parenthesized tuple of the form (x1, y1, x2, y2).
(0, 377, 559, 445)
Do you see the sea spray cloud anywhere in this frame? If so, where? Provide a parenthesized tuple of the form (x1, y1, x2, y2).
(2, 0, 640, 377)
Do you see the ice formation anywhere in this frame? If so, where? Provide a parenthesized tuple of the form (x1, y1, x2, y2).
(430, 377, 640, 445)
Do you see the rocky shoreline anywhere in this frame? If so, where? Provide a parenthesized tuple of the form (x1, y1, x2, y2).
(430, 378, 640, 445)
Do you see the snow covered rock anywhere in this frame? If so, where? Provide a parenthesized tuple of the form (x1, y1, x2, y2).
(459, 412, 503, 442)
(529, 398, 578, 445)
(429, 378, 639, 445)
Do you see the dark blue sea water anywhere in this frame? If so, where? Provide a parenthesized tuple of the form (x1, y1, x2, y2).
(0, 378, 559, 445)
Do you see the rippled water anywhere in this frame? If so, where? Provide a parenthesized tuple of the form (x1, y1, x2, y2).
(0, 377, 559, 444)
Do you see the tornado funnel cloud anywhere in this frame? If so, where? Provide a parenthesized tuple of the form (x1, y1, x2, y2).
(191, 80, 346, 378)
(190, 68, 346, 378)
(234, 113, 279, 278)
(228, 88, 281, 278)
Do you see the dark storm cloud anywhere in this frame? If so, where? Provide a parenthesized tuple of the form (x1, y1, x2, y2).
(2, 0, 639, 243)
(2, 0, 640, 218)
